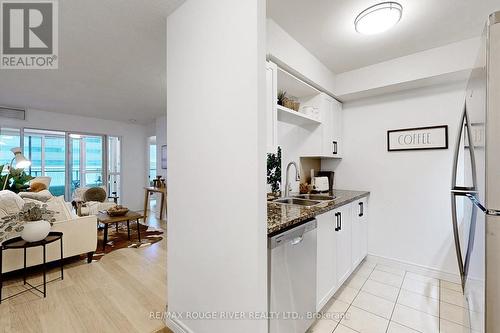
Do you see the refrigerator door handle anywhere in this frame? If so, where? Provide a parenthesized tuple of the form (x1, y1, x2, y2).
(466, 194, 500, 216)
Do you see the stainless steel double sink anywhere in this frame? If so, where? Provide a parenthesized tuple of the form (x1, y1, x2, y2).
(273, 194, 336, 207)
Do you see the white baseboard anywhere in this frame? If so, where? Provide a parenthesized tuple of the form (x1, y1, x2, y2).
(366, 253, 461, 284)
(165, 318, 193, 333)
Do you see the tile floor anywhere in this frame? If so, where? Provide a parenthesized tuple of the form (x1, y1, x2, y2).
(308, 259, 480, 333)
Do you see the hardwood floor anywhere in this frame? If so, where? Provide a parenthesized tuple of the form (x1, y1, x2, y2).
(0, 210, 167, 333)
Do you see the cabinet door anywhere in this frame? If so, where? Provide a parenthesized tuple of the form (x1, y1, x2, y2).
(358, 198, 368, 259)
(351, 198, 368, 268)
(331, 99, 343, 158)
(316, 210, 338, 311)
(266, 62, 278, 153)
(336, 205, 352, 286)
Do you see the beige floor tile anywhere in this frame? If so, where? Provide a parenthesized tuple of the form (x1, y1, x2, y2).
(308, 317, 338, 333)
(439, 318, 477, 333)
(359, 258, 378, 268)
(334, 286, 359, 304)
(333, 324, 358, 333)
(397, 289, 439, 316)
(440, 280, 462, 292)
(345, 273, 368, 290)
(354, 265, 375, 278)
(440, 301, 478, 327)
(391, 304, 439, 333)
(340, 306, 389, 333)
(440, 287, 468, 308)
(401, 277, 439, 299)
(352, 291, 395, 319)
(362, 279, 400, 302)
(323, 298, 351, 322)
(405, 272, 439, 286)
(386, 321, 420, 333)
(369, 269, 404, 288)
(374, 264, 406, 277)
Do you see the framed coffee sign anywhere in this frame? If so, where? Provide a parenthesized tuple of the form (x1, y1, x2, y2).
(387, 125, 448, 151)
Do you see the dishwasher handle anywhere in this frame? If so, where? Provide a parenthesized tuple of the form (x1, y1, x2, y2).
(269, 218, 317, 249)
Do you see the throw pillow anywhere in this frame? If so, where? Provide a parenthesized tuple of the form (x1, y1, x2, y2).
(0, 190, 25, 216)
(84, 187, 107, 203)
(30, 182, 48, 192)
(19, 190, 53, 202)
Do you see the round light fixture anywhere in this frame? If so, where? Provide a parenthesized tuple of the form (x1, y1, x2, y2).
(355, 2, 403, 35)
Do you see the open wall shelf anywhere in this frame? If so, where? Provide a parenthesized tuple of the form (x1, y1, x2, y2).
(277, 105, 321, 125)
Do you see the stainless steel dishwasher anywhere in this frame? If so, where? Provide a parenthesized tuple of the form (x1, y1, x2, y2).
(269, 218, 317, 333)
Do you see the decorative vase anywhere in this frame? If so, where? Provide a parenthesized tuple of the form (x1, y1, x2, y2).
(21, 220, 51, 242)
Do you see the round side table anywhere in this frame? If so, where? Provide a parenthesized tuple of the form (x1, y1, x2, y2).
(0, 231, 64, 303)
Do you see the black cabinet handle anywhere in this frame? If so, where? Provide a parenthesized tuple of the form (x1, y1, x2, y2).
(333, 141, 338, 155)
(334, 212, 340, 231)
(359, 202, 364, 217)
(339, 212, 342, 230)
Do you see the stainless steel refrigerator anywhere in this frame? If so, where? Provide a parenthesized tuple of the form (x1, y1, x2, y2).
(451, 11, 500, 333)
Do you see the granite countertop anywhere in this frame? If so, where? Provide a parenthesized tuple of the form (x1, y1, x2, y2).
(267, 189, 370, 235)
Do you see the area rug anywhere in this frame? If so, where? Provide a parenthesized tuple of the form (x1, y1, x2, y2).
(86, 222, 164, 261)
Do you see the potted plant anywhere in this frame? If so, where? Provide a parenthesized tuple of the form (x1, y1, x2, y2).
(0, 164, 34, 193)
(277, 90, 287, 106)
(267, 146, 282, 197)
(17, 202, 57, 242)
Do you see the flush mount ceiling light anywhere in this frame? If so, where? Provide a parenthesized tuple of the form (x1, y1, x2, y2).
(355, 2, 403, 35)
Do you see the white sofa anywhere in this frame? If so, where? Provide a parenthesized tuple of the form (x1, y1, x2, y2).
(2, 215, 97, 273)
(0, 190, 98, 273)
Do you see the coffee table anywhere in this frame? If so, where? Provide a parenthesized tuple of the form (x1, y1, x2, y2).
(96, 211, 145, 251)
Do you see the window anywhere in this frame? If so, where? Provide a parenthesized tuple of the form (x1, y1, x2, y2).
(0, 128, 21, 166)
(108, 136, 121, 201)
(24, 129, 66, 196)
(69, 133, 104, 195)
(149, 142, 157, 182)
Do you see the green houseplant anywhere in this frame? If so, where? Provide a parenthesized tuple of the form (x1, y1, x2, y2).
(0, 165, 34, 193)
(267, 146, 282, 195)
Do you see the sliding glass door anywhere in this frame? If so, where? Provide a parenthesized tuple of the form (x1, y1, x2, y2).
(108, 136, 121, 202)
(69, 133, 105, 196)
(24, 129, 66, 196)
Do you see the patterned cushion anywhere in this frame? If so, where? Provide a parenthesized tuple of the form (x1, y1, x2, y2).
(84, 187, 107, 203)
(0, 190, 24, 217)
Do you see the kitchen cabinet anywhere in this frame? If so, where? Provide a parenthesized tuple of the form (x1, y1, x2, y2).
(315, 198, 369, 311)
(316, 210, 338, 311)
(300, 93, 343, 158)
(351, 197, 368, 268)
(266, 61, 278, 153)
(335, 204, 352, 286)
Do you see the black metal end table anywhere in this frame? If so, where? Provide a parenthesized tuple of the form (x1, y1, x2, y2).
(0, 231, 64, 303)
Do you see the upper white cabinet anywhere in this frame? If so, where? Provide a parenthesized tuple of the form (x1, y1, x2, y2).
(296, 93, 344, 159)
(266, 61, 278, 153)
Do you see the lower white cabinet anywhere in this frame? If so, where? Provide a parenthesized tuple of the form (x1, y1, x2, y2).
(316, 210, 338, 311)
(351, 197, 368, 268)
(335, 204, 352, 286)
(316, 198, 368, 311)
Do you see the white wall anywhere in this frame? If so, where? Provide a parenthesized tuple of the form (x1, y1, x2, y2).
(267, 19, 336, 95)
(323, 83, 466, 275)
(166, 0, 267, 332)
(0, 109, 149, 210)
(335, 38, 480, 101)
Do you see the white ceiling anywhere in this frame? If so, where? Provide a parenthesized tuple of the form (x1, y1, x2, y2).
(267, 0, 500, 73)
(0, 0, 184, 124)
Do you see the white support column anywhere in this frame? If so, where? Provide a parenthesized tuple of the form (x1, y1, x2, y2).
(166, 0, 267, 332)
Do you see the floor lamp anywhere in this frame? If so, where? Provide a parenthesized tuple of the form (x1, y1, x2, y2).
(2, 147, 31, 191)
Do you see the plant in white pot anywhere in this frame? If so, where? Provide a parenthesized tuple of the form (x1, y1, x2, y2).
(18, 202, 57, 242)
